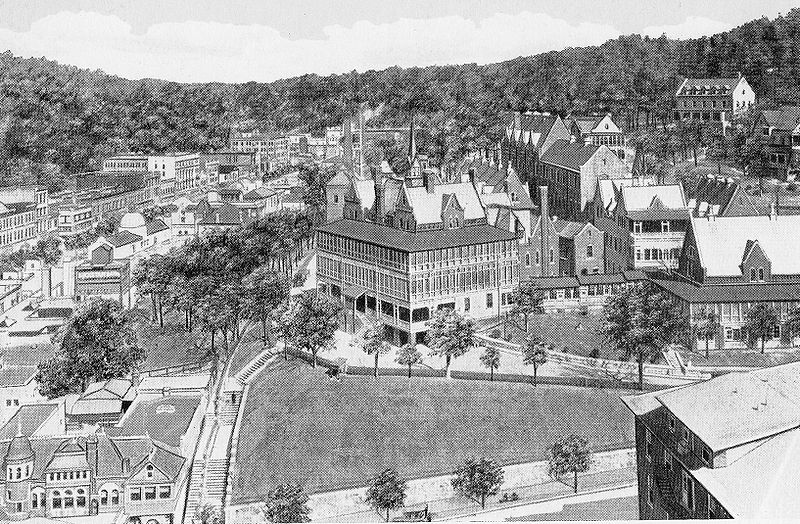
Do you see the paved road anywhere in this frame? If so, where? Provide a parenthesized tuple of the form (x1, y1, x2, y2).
(504, 490, 638, 521)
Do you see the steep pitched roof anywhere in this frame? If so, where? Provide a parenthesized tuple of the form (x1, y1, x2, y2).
(105, 230, 142, 247)
(145, 218, 169, 235)
(198, 202, 243, 225)
(760, 106, 800, 130)
(404, 181, 484, 225)
(690, 214, 800, 277)
(0, 404, 59, 440)
(552, 219, 588, 239)
(539, 140, 600, 171)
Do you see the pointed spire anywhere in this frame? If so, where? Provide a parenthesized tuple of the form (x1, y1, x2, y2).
(408, 112, 417, 163)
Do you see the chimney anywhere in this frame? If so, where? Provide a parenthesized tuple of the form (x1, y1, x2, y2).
(86, 434, 98, 473)
(374, 170, 384, 221)
(468, 167, 476, 184)
(122, 457, 130, 475)
(539, 186, 550, 277)
(423, 171, 436, 194)
(342, 116, 354, 171)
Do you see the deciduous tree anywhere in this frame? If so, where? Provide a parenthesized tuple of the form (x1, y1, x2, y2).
(276, 290, 342, 368)
(395, 343, 422, 378)
(365, 468, 408, 522)
(522, 335, 548, 386)
(479, 345, 501, 381)
(262, 484, 311, 523)
(451, 457, 504, 509)
(426, 308, 475, 377)
(548, 435, 592, 494)
(745, 303, 779, 354)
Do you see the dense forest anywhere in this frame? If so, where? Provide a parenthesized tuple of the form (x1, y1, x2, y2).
(2, 9, 800, 190)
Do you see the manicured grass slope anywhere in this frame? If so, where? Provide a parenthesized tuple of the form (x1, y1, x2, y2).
(231, 361, 634, 503)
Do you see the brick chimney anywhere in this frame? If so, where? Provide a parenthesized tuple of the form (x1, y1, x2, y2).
(373, 169, 384, 222)
(423, 171, 436, 194)
(86, 434, 98, 473)
(539, 185, 550, 277)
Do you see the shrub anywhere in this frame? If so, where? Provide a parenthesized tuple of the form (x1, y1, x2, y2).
(490, 329, 502, 339)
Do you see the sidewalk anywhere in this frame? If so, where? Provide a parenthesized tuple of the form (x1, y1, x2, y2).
(322, 467, 636, 522)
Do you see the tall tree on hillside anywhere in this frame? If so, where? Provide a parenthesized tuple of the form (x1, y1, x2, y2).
(195, 292, 234, 361)
(744, 303, 779, 354)
(132, 254, 174, 327)
(241, 267, 291, 345)
(365, 469, 408, 522)
(262, 484, 311, 523)
(276, 290, 342, 368)
(451, 457, 504, 510)
(426, 308, 475, 378)
(479, 345, 501, 382)
(395, 343, 423, 379)
(36, 298, 145, 398)
(510, 280, 544, 331)
(522, 334, 548, 386)
(548, 435, 592, 494)
(693, 309, 721, 358)
(352, 319, 391, 378)
(602, 283, 688, 389)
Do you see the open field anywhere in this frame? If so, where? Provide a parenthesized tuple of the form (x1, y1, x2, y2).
(500, 312, 611, 359)
(230, 360, 634, 504)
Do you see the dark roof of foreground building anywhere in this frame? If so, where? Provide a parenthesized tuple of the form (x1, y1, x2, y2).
(540, 140, 600, 171)
(317, 219, 518, 252)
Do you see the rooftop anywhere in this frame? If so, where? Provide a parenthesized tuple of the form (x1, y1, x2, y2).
(317, 219, 518, 253)
(691, 214, 800, 277)
(540, 139, 600, 171)
(0, 404, 59, 440)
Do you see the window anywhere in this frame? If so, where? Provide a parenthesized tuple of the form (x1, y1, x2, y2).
(750, 268, 757, 281)
(681, 470, 695, 510)
(633, 221, 642, 233)
(146, 464, 154, 479)
(645, 429, 653, 460)
(100, 490, 108, 505)
(333, 194, 339, 204)
(647, 475, 654, 507)
(464, 297, 470, 312)
(549, 249, 554, 263)
(668, 414, 676, 432)
(758, 267, 765, 281)
(661, 221, 670, 233)
(664, 450, 673, 472)
(702, 445, 712, 464)
(144, 486, 157, 500)
(525, 253, 531, 267)
(159, 485, 171, 499)
(111, 490, 119, 505)
(64, 490, 74, 508)
(486, 293, 493, 308)
(130, 488, 141, 502)
(586, 244, 594, 258)
(52, 491, 61, 509)
(535, 250, 540, 265)
(77, 489, 86, 507)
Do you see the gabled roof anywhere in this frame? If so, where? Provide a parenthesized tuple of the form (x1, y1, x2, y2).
(0, 366, 37, 387)
(539, 140, 600, 171)
(145, 218, 169, 235)
(691, 214, 800, 277)
(0, 404, 59, 440)
(570, 115, 604, 134)
(552, 219, 589, 239)
(404, 181, 484, 225)
(676, 77, 743, 96)
(621, 184, 686, 211)
(105, 230, 143, 247)
(759, 106, 800, 130)
(199, 202, 243, 225)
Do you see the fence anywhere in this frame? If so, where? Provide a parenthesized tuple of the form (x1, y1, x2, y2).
(140, 358, 214, 378)
(474, 333, 711, 383)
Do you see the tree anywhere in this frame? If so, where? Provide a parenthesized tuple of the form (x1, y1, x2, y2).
(195, 292, 235, 361)
(29, 234, 61, 298)
(194, 504, 224, 524)
(241, 267, 291, 345)
(693, 309, 720, 358)
(132, 254, 174, 327)
(353, 319, 391, 378)
(510, 280, 544, 331)
(35, 298, 145, 398)
(262, 484, 311, 523)
(479, 345, 500, 381)
(365, 469, 408, 522)
(548, 435, 592, 494)
(276, 290, 342, 367)
(522, 335, 548, 386)
(602, 283, 688, 390)
(395, 343, 422, 378)
(426, 308, 475, 377)
(744, 303, 779, 354)
(451, 457, 504, 509)
(783, 307, 800, 348)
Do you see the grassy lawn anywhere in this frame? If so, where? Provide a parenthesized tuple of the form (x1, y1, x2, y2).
(136, 309, 208, 371)
(680, 346, 800, 368)
(499, 312, 612, 359)
(230, 360, 634, 504)
(227, 322, 271, 376)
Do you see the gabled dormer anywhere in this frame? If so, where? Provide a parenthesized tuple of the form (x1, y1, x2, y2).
(740, 240, 771, 282)
(441, 193, 465, 230)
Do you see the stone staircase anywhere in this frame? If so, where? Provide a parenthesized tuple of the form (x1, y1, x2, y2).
(235, 346, 279, 385)
(183, 457, 205, 522)
(203, 457, 230, 505)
